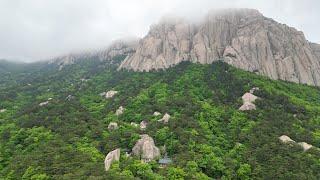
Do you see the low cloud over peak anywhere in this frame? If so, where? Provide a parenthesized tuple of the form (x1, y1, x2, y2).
(0, 0, 319, 62)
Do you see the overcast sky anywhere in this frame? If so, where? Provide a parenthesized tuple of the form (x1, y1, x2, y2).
(0, 0, 319, 62)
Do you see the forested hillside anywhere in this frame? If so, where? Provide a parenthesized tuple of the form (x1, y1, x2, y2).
(1, 58, 320, 179)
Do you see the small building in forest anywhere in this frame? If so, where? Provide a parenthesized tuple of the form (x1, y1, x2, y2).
(158, 157, 172, 168)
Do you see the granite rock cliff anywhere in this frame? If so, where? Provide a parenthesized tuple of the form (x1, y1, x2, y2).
(119, 9, 320, 86)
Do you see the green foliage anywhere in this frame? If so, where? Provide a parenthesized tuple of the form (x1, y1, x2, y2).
(1, 60, 320, 179)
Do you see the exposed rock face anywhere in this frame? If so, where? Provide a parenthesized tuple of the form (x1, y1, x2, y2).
(119, 9, 320, 86)
(104, 148, 120, 171)
(108, 122, 118, 130)
(158, 113, 171, 123)
(116, 106, 124, 116)
(132, 134, 160, 162)
(239, 92, 258, 111)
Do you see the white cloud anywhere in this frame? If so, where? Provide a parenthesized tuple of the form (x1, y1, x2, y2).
(0, 0, 319, 62)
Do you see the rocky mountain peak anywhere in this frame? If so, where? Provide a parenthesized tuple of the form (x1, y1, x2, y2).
(119, 8, 320, 86)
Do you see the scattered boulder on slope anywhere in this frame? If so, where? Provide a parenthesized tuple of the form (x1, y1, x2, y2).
(297, 142, 313, 151)
(158, 113, 171, 123)
(39, 101, 49, 107)
(104, 148, 120, 171)
(116, 106, 124, 116)
(132, 134, 160, 162)
(153, 111, 161, 116)
(239, 92, 259, 111)
(105, 90, 118, 99)
(140, 120, 148, 130)
(279, 135, 314, 151)
(0, 109, 6, 113)
(239, 102, 256, 111)
(279, 135, 295, 143)
(108, 122, 118, 130)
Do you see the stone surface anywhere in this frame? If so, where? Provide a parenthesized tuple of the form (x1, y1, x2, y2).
(140, 120, 148, 130)
(239, 102, 256, 111)
(158, 113, 171, 123)
(153, 111, 161, 116)
(116, 106, 124, 116)
(119, 8, 320, 86)
(132, 134, 160, 162)
(242, 93, 258, 103)
(108, 122, 118, 130)
(104, 148, 120, 171)
(239, 92, 258, 111)
(105, 90, 118, 99)
(297, 142, 313, 151)
(39, 101, 49, 106)
(279, 135, 295, 143)
(0, 109, 6, 113)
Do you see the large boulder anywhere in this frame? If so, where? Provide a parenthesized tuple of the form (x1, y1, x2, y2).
(104, 148, 120, 171)
(132, 134, 160, 162)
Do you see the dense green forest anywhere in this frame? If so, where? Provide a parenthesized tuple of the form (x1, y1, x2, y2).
(0, 58, 320, 179)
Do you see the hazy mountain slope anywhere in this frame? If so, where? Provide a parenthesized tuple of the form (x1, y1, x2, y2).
(1, 57, 320, 179)
(119, 8, 320, 86)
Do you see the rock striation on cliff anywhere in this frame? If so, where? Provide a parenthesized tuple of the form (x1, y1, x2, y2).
(119, 8, 320, 86)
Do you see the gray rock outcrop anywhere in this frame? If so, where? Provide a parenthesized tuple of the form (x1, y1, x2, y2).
(119, 8, 320, 86)
(132, 134, 160, 162)
(239, 92, 258, 111)
(104, 148, 120, 171)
